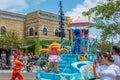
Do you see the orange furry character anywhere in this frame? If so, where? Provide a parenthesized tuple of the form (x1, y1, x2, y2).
(40, 42, 68, 73)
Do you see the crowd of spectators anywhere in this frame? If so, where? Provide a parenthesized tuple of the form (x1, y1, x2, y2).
(0, 53, 47, 72)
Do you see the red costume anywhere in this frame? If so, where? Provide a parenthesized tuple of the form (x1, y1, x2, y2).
(10, 53, 25, 80)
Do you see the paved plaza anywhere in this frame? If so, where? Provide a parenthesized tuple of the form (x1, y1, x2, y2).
(0, 70, 36, 80)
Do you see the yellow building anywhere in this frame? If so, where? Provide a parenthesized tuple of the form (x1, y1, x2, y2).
(0, 10, 69, 40)
(0, 10, 70, 65)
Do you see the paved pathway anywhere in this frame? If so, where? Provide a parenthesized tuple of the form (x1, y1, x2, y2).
(0, 70, 36, 80)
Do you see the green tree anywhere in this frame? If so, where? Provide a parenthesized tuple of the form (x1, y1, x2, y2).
(82, 1, 120, 40)
(26, 39, 58, 54)
(0, 31, 26, 49)
(34, 39, 42, 54)
(97, 40, 113, 51)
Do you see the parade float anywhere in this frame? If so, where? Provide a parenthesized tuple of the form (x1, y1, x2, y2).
(36, 16, 98, 80)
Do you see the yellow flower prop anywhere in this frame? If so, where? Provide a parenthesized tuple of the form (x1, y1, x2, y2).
(88, 15, 91, 22)
(67, 17, 73, 23)
(78, 54, 88, 61)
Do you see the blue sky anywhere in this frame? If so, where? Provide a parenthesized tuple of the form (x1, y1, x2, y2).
(0, 0, 109, 39)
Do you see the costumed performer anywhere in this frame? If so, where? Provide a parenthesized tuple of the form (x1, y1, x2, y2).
(40, 42, 68, 73)
(10, 53, 25, 80)
(73, 29, 82, 54)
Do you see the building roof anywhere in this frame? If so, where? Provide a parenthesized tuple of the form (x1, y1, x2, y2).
(68, 17, 91, 27)
(0, 10, 25, 21)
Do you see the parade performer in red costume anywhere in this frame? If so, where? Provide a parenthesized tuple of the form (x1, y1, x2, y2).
(10, 53, 25, 80)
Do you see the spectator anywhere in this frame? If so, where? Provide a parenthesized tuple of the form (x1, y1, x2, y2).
(26, 55, 33, 72)
(0, 59, 2, 69)
(18, 54, 23, 62)
(23, 54, 28, 65)
(118, 45, 120, 56)
(1, 58, 7, 69)
(106, 50, 111, 55)
(1, 51, 7, 65)
(112, 46, 120, 68)
(119, 47, 120, 56)
(10, 54, 14, 68)
(93, 52, 120, 80)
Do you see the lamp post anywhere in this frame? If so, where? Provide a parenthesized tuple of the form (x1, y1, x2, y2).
(59, 0, 65, 42)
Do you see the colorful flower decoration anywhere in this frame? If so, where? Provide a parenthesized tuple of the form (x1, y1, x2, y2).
(78, 54, 88, 61)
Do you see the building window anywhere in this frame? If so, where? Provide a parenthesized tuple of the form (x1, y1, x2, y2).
(55, 29, 59, 37)
(43, 27, 47, 35)
(1, 26, 6, 33)
(27, 26, 38, 36)
(35, 32, 38, 35)
(29, 28, 34, 36)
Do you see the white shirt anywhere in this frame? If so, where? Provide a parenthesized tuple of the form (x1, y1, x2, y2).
(112, 55, 120, 68)
(10, 55, 14, 62)
(1, 53, 6, 58)
(97, 64, 120, 80)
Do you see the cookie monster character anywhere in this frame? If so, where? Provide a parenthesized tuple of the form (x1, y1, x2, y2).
(73, 29, 82, 54)
(40, 42, 68, 73)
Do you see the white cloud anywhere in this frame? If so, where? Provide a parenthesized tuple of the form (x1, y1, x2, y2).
(65, 0, 109, 39)
(0, 0, 46, 12)
(65, 0, 108, 21)
(65, 0, 108, 39)
(0, 0, 28, 12)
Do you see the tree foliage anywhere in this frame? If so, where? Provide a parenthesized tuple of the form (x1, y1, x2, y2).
(82, 1, 120, 40)
(26, 39, 59, 54)
(97, 40, 113, 51)
(34, 39, 41, 54)
(0, 31, 26, 49)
